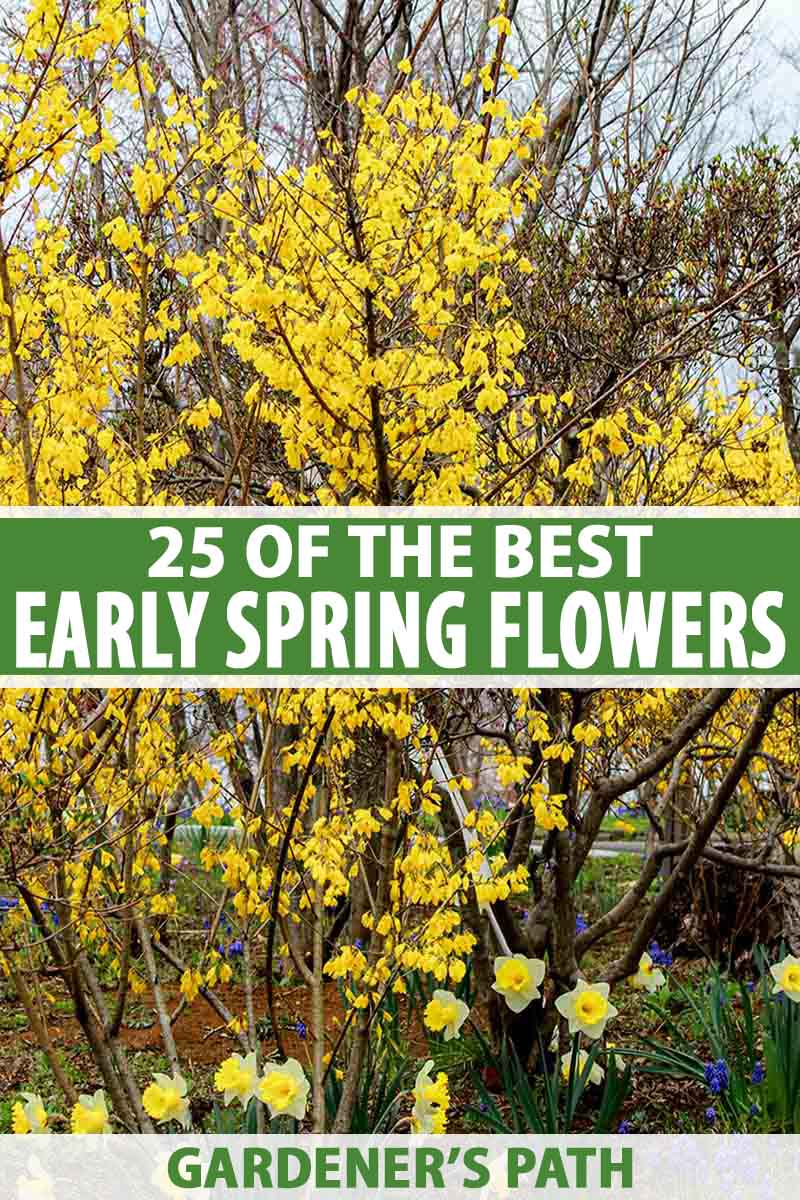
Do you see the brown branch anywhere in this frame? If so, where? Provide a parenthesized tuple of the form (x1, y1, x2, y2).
(265, 706, 335, 1059)
(603, 689, 792, 984)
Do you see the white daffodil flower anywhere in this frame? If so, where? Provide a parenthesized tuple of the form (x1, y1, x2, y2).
(555, 979, 618, 1039)
(492, 954, 546, 1014)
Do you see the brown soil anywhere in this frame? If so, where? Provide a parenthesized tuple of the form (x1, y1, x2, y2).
(0, 979, 438, 1073)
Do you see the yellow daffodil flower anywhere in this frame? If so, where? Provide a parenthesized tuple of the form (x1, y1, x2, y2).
(142, 1071, 191, 1129)
(492, 954, 546, 1013)
(555, 979, 618, 1039)
(411, 1059, 450, 1133)
(628, 952, 666, 993)
(11, 1092, 49, 1134)
(770, 954, 800, 1002)
(424, 989, 470, 1041)
(258, 1059, 310, 1121)
(214, 1052, 260, 1106)
(560, 1049, 604, 1086)
(71, 1090, 111, 1134)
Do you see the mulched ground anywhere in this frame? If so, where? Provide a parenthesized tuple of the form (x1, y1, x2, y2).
(1, 979, 365, 1067)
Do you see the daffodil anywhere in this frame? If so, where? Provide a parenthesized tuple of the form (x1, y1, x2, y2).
(142, 1071, 191, 1129)
(492, 954, 546, 1013)
(258, 1059, 310, 1120)
(770, 954, 800, 1002)
(214, 1052, 259, 1106)
(411, 1059, 450, 1133)
(560, 1049, 604, 1086)
(71, 1090, 111, 1134)
(424, 989, 470, 1041)
(555, 979, 618, 1039)
(628, 952, 666, 993)
(11, 1092, 49, 1134)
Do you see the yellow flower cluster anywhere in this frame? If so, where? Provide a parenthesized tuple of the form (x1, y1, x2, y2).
(214, 1053, 310, 1120)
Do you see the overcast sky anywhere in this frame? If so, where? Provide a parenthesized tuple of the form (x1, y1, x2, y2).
(746, 0, 800, 142)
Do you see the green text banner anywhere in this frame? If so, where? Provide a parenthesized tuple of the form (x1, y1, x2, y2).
(2, 506, 798, 685)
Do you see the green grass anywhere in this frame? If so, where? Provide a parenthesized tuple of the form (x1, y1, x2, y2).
(0, 1010, 27, 1032)
(574, 851, 653, 923)
(426, 1034, 489, 1077)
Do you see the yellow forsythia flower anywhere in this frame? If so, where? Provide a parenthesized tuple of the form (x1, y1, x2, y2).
(179, 968, 203, 1002)
(534, 793, 568, 831)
